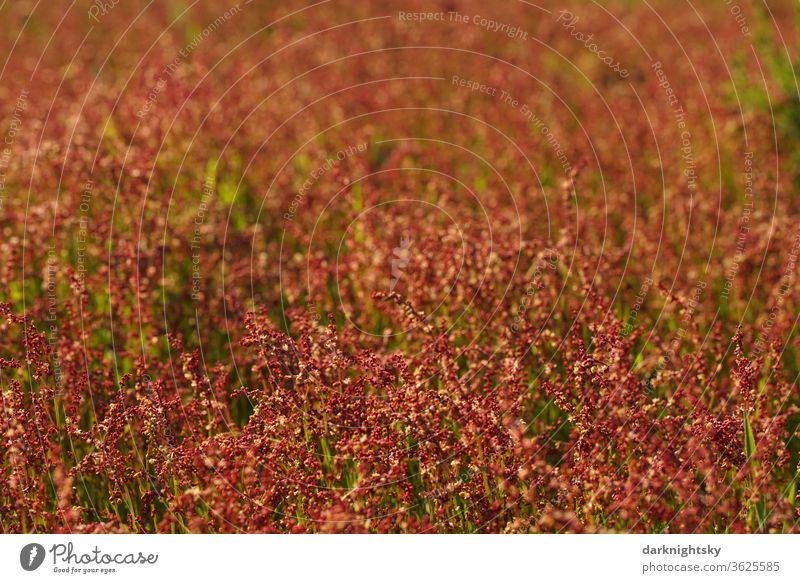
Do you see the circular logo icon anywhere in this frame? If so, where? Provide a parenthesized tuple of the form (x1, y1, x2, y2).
(20, 543, 46, 571)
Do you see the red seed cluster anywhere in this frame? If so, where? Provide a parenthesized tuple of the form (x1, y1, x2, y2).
(0, 0, 799, 533)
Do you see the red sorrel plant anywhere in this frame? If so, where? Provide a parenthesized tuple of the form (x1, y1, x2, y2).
(0, 0, 798, 533)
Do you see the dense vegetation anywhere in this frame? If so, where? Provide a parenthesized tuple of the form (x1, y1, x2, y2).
(1, 0, 799, 532)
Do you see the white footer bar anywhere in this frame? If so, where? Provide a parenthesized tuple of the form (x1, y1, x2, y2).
(1, 534, 797, 582)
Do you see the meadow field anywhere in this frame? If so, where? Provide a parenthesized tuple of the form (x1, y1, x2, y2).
(1, 0, 799, 533)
